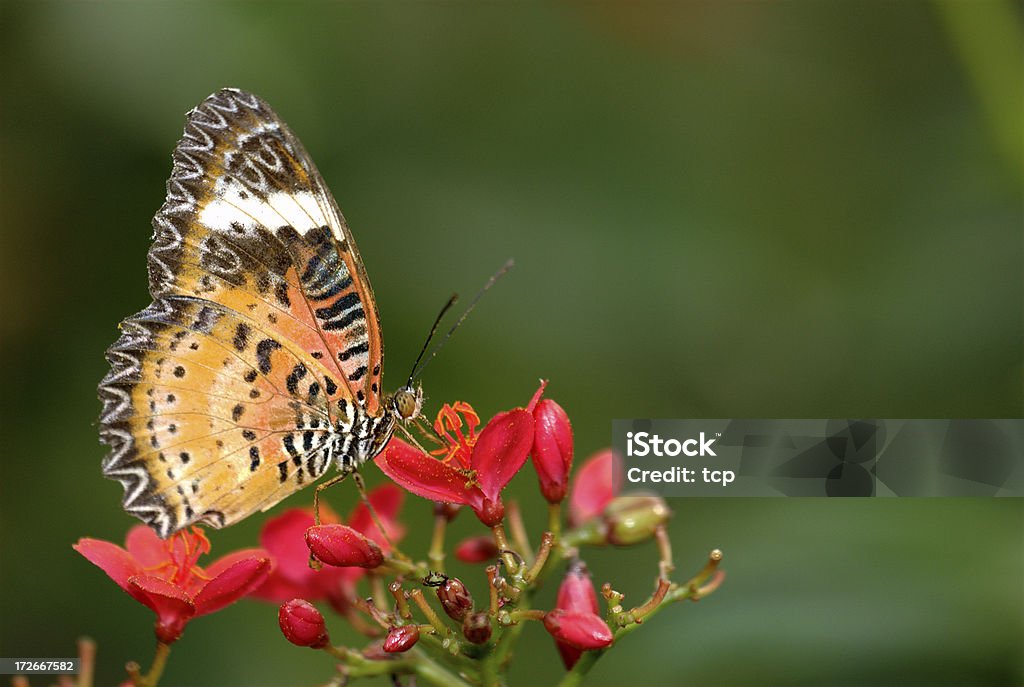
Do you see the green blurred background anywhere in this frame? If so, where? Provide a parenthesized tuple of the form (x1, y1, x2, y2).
(1, 1, 1021, 686)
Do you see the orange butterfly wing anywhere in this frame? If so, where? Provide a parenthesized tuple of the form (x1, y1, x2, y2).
(100, 89, 392, 537)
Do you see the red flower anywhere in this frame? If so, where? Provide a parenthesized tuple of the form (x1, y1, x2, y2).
(376, 389, 537, 526)
(552, 562, 601, 668)
(278, 599, 330, 648)
(530, 398, 574, 503)
(252, 484, 405, 610)
(568, 449, 622, 527)
(74, 526, 270, 644)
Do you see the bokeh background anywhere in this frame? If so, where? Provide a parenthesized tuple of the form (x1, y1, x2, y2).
(1, 2, 1021, 686)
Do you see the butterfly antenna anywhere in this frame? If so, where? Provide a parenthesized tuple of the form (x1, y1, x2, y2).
(410, 258, 514, 382)
(406, 293, 460, 387)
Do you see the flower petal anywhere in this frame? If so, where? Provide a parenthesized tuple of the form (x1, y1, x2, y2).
(74, 538, 141, 591)
(206, 548, 272, 578)
(526, 379, 548, 412)
(127, 575, 195, 643)
(193, 557, 272, 617)
(568, 449, 621, 527)
(124, 526, 170, 568)
(543, 609, 613, 651)
(473, 409, 534, 500)
(260, 509, 320, 584)
(376, 439, 481, 507)
(251, 574, 311, 605)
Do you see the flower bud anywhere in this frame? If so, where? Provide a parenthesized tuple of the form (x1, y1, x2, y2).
(278, 599, 330, 648)
(531, 399, 574, 503)
(437, 577, 474, 621)
(462, 611, 493, 644)
(553, 562, 600, 668)
(602, 495, 671, 546)
(556, 562, 599, 615)
(454, 535, 499, 563)
(543, 609, 613, 651)
(383, 625, 420, 653)
(305, 524, 384, 568)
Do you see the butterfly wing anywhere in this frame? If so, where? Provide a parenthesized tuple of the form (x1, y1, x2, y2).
(99, 89, 388, 537)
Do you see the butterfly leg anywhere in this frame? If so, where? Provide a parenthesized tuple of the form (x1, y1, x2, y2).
(352, 472, 410, 562)
(313, 471, 350, 526)
(307, 472, 352, 570)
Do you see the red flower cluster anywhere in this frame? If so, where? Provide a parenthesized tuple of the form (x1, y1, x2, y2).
(74, 526, 270, 644)
(76, 379, 705, 687)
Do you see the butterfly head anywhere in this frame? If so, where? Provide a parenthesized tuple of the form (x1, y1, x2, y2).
(391, 384, 424, 422)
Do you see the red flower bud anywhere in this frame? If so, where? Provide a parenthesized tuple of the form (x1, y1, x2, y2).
(305, 524, 384, 568)
(437, 577, 474, 621)
(462, 611, 493, 644)
(278, 599, 330, 648)
(454, 536, 500, 563)
(553, 562, 600, 667)
(531, 399, 574, 503)
(383, 625, 420, 653)
(543, 609, 613, 651)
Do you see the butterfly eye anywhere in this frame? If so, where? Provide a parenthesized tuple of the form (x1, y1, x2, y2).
(393, 386, 422, 421)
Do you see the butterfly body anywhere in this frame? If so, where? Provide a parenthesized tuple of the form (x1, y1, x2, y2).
(99, 88, 417, 537)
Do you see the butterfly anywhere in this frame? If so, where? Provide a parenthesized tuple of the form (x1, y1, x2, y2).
(99, 88, 424, 538)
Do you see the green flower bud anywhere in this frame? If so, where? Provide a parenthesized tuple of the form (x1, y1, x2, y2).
(602, 496, 671, 546)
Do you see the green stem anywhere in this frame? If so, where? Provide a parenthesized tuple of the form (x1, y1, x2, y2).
(77, 637, 96, 687)
(130, 641, 170, 687)
(480, 648, 501, 687)
(428, 513, 447, 573)
(508, 501, 534, 565)
(491, 524, 521, 574)
(324, 645, 473, 687)
(408, 588, 455, 638)
(547, 503, 562, 539)
(409, 647, 476, 687)
(482, 536, 570, 683)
